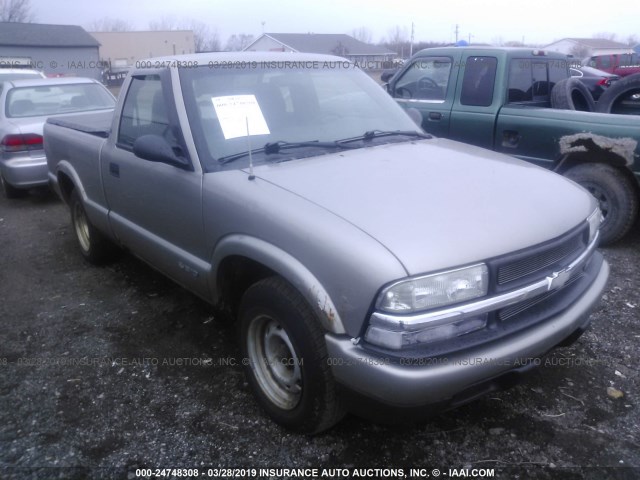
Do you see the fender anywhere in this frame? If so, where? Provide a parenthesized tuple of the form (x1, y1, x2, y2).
(52, 159, 112, 240)
(211, 234, 347, 335)
(558, 133, 637, 168)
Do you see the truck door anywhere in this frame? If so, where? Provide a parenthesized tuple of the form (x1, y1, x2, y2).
(388, 55, 455, 137)
(101, 71, 210, 298)
(495, 58, 567, 167)
(448, 55, 499, 149)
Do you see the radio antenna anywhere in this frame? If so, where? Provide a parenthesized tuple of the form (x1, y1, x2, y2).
(246, 116, 255, 180)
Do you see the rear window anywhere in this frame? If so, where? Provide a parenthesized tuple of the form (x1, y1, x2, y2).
(508, 59, 566, 103)
(0, 72, 43, 82)
(6, 83, 115, 118)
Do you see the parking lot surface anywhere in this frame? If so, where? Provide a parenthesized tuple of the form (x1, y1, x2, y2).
(0, 189, 638, 480)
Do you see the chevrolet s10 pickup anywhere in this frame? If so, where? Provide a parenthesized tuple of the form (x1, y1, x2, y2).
(386, 47, 640, 245)
(45, 52, 609, 433)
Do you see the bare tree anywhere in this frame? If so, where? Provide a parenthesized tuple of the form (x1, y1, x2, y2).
(593, 32, 617, 42)
(0, 0, 33, 22)
(384, 26, 409, 56)
(627, 34, 639, 47)
(225, 34, 255, 51)
(351, 27, 372, 44)
(570, 44, 591, 61)
(87, 17, 133, 32)
(181, 20, 220, 52)
(148, 16, 179, 31)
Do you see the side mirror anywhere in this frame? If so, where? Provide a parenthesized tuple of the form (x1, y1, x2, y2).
(133, 134, 190, 169)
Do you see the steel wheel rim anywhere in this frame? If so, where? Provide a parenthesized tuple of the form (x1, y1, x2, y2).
(73, 203, 91, 252)
(246, 315, 302, 410)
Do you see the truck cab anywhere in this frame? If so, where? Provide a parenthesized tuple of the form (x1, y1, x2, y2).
(387, 47, 640, 245)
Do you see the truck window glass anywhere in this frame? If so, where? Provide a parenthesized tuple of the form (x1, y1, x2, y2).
(118, 76, 171, 149)
(393, 57, 451, 101)
(460, 56, 497, 107)
(179, 65, 419, 172)
(508, 60, 551, 103)
(549, 61, 567, 91)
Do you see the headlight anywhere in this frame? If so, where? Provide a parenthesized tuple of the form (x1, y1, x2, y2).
(587, 207, 603, 244)
(376, 264, 489, 314)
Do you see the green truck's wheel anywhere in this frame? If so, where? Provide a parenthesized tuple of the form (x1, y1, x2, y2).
(565, 163, 639, 245)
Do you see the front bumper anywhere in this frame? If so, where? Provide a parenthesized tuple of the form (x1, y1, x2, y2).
(0, 154, 49, 188)
(325, 257, 608, 408)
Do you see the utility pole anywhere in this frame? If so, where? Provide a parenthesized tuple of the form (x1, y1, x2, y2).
(455, 24, 459, 43)
(410, 22, 414, 57)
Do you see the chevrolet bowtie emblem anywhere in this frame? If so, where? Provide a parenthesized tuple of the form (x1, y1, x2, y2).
(546, 269, 572, 291)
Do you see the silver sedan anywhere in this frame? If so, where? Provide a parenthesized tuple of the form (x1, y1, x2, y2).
(0, 77, 115, 198)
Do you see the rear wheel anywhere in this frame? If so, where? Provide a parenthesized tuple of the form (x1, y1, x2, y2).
(69, 189, 118, 264)
(564, 163, 639, 245)
(0, 174, 25, 199)
(239, 277, 345, 434)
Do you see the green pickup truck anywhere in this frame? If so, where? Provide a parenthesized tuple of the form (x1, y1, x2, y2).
(386, 47, 640, 245)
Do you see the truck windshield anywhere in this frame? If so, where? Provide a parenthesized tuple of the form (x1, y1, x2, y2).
(179, 62, 422, 172)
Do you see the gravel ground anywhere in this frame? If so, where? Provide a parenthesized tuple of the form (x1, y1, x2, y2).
(0, 188, 638, 480)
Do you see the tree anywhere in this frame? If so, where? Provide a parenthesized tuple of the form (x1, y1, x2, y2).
(351, 27, 372, 44)
(148, 16, 179, 31)
(0, 0, 33, 22)
(187, 21, 221, 52)
(87, 17, 133, 32)
(594, 32, 617, 42)
(384, 26, 409, 56)
(570, 44, 591, 61)
(225, 34, 255, 51)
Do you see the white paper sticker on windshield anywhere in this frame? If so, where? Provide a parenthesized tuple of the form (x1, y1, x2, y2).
(212, 95, 270, 140)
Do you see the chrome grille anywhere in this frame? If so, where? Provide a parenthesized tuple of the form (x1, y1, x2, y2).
(498, 270, 584, 321)
(497, 229, 585, 286)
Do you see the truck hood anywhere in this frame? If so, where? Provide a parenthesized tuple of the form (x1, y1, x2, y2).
(250, 138, 596, 275)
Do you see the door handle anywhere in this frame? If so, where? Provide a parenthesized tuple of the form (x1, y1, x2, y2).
(428, 112, 442, 120)
(109, 162, 120, 178)
(502, 130, 521, 148)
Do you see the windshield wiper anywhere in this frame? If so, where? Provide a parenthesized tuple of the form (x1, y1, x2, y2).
(218, 140, 357, 165)
(337, 130, 431, 145)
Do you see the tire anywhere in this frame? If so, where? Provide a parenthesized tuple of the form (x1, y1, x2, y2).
(551, 78, 596, 112)
(596, 73, 640, 114)
(69, 189, 118, 264)
(564, 163, 639, 245)
(0, 174, 25, 199)
(239, 277, 345, 434)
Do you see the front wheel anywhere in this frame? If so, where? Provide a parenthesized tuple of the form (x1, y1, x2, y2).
(69, 189, 118, 264)
(564, 163, 639, 245)
(239, 277, 345, 434)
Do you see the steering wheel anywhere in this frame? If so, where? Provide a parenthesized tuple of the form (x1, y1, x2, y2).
(417, 77, 439, 91)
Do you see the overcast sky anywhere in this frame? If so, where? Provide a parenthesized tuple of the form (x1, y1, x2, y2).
(29, 0, 640, 46)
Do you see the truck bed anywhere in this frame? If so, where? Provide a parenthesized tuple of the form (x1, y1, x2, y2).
(46, 110, 113, 138)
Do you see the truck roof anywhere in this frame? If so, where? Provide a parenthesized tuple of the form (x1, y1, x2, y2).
(138, 51, 358, 68)
(412, 46, 569, 60)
